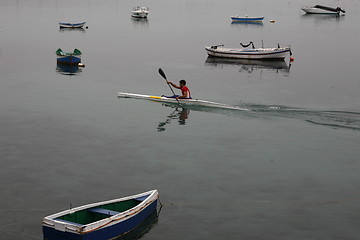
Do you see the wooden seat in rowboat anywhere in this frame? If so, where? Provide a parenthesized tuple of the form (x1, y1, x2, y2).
(88, 208, 120, 216)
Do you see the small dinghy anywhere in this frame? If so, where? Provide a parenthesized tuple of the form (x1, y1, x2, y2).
(59, 22, 86, 28)
(131, 6, 149, 18)
(42, 190, 159, 240)
(55, 48, 82, 65)
(231, 15, 264, 23)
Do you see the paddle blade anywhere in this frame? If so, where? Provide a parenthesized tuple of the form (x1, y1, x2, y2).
(158, 68, 167, 80)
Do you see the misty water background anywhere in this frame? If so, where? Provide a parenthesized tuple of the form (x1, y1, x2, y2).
(0, 0, 360, 239)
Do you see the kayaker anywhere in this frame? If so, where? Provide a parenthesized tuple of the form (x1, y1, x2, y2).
(166, 79, 191, 99)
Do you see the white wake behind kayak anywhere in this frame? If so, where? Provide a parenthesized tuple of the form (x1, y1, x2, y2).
(118, 92, 248, 111)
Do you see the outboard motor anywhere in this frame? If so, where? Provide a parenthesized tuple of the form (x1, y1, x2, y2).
(336, 7, 346, 13)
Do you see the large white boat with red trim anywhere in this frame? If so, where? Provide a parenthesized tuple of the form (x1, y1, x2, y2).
(42, 190, 159, 240)
(205, 42, 292, 60)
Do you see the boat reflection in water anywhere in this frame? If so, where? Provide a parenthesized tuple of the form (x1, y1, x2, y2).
(156, 102, 251, 132)
(157, 105, 190, 132)
(205, 56, 291, 75)
(56, 63, 82, 76)
(131, 17, 149, 29)
(300, 13, 344, 24)
(59, 27, 86, 33)
(231, 21, 263, 27)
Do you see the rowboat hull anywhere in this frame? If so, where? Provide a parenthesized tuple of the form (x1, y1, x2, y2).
(118, 92, 248, 110)
(42, 190, 158, 240)
(131, 6, 149, 18)
(57, 56, 81, 65)
(231, 16, 264, 22)
(56, 63, 81, 75)
(56, 48, 82, 65)
(59, 22, 86, 28)
(205, 46, 291, 60)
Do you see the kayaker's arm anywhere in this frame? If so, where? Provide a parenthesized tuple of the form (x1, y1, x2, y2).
(167, 81, 180, 89)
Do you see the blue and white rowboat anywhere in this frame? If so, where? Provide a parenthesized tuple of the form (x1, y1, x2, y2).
(42, 190, 159, 240)
(59, 22, 86, 28)
(231, 15, 264, 22)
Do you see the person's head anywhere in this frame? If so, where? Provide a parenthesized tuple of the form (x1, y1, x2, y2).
(179, 79, 186, 87)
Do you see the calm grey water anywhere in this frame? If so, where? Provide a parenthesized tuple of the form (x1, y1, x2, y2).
(1, 0, 360, 239)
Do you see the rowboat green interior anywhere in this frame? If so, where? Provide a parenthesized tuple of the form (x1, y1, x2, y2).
(56, 199, 141, 225)
(56, 48, 82, 56)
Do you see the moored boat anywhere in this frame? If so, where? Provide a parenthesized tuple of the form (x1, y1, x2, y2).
(131, 6, 149, 18)
(59, 22, 86, 28)
(205, 42, 291, 60)
(56, 48, 82, 65)
(231, 15, 264, 22)
(301, 5, 345, 14)
(42, 190, 159, 240)
(118, 92, 248, 110)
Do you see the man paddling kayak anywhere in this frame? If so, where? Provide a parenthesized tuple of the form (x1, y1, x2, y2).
(165, 80, 191, 99)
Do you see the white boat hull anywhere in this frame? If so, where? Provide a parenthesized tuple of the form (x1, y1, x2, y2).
(205, 46, 291, 60)
(118, 92, 248, 110)
(131, 6, 149, 18)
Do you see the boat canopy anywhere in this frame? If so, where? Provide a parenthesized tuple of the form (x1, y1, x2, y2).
(314, 5, 345, 13)
(240, 42, 255, 49)
(56, 48, 82, 56)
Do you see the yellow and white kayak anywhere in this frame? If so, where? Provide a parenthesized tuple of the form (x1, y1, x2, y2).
(118, 92, 248, 111)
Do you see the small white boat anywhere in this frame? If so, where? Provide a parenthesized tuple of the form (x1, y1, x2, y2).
(42, 190, 159, 240)
(301, 5, 345, 14)
(59, 22, 86, 28)
(231, 15, 264, 23)
(205, 42, 292, 60)
(118, 92, 248, 110)
(131, 6, 149, 18)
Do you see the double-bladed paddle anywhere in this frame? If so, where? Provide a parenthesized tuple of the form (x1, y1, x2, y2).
(158, 68, 181, 106)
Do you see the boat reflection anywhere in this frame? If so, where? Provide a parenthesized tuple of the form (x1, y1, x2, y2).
(300, 13, 344, 24)
(156, 102, 251, 131)
(56, 63, 82, 76)
(205, 56, 291, 74)
(59, 28, 86, 33)
(157, 106, 190, 132)
(131, 17, 149, 28)
(231, 21, 263, 28)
